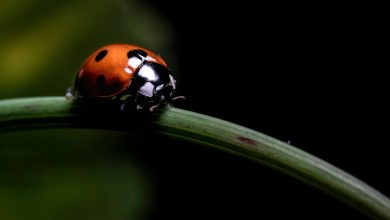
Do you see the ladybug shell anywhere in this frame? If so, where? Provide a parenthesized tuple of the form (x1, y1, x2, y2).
(74, 44, 167, 98)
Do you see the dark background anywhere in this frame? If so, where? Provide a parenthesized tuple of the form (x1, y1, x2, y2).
(144, 1, 389, 219)
(0, 0, 388, 219)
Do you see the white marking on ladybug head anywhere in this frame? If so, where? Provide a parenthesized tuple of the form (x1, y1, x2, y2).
(128, 57, 143, 69)
(145, 56, 156, 62)
(124, 67, 132, 74)
(138, 65, 157, 81)
(156, 84, 164, 91)
(139, 82, 155, 97)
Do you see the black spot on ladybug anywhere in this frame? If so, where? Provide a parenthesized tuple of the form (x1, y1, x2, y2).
(95, 50, 108, 62)
(96, 74, 106, 88)
(127, 49, 148, 59)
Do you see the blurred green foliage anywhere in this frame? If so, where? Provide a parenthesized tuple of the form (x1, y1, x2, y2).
(0, 0, 175, 98)
(0, 130, 153, 220)
(0, 0, 175, 219)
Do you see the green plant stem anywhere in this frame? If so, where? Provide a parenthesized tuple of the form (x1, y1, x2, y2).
(0, 96, 389, 219)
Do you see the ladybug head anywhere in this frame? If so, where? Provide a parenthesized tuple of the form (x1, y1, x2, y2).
(130, 62, 175, 98)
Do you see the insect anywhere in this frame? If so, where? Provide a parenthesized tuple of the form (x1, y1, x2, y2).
(66, 44, 182, 112)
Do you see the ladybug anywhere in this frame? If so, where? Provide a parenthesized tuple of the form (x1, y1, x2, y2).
(66, 44, 182, 112)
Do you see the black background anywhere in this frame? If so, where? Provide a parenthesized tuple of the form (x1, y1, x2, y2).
(138, 1, 388, 219)
(0, 1, 387, 219)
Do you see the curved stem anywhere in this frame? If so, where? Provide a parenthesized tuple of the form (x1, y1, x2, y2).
(0, 97, 389, 219)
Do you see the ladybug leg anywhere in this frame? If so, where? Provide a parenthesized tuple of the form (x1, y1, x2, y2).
(65, 87, 76, 102)
(119, 100, 133, 112)
(119, 94, 137, 112)
(172, 96, 186, 101)
(149, 94, 167, 112)
(119, 103, 126, 112)
(169, 95, 186, 108)
(149, 104, 160, 112)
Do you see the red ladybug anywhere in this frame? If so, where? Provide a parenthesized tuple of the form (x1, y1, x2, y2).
(66, 44, 181, 112)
